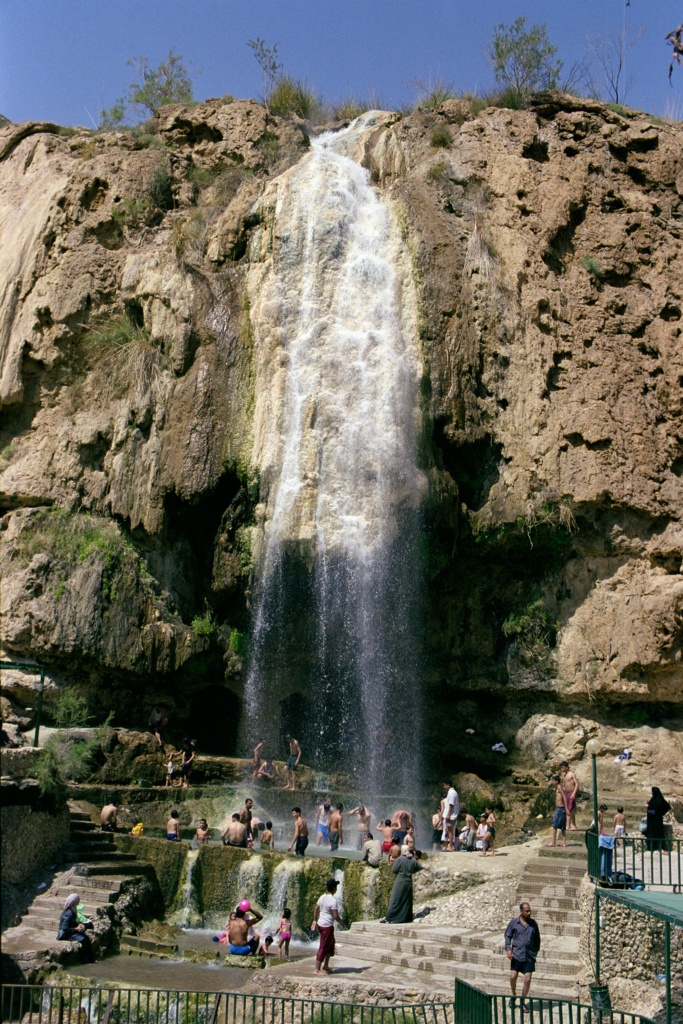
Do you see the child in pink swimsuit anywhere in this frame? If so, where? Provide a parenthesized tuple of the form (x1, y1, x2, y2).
(275, 908, 292, 958)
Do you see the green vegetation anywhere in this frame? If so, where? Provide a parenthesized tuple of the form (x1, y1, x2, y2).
(427, 160, 447, 181)
(149, 167, 175, 211)
(488, 18, 562, 107)
(228, 628, 249, 659)
(99, 49, 195, 128)
(269, 75, 319, 119)
(247, 37, 283, 108)
(36, 712, 114, 799)
(503, 596, 558, 654)
(581, 255, 605, 281)
(331, 98, 370, 121)
(76, 308, 170, 401)
(607, 103, 630, 118)
(191, 607, 219, 639)
(430, 125, 452, 149)
(53, 687, 91, 727)
(415, 78, 455, 110)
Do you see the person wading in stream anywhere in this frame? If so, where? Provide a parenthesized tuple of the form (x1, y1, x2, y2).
(504, 902, 541, 1010)
(288, 807, 309, 856)
(329, 804, 344, 853)
(312, 878, 343, 975)
(349, 804, 372, 850)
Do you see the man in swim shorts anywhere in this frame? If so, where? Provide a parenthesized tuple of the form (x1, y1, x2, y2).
(377, 818, 394, 857)
(288, 807, 309, 856)
(329, 804, 343, 853)
(560, 761, 579, 830)
(548, 776, 568, 847)
(228, 906, 263, 955)
(222, 814, 248, 848)
(316, 797, 332, 846)
(284, 735, 301, 790)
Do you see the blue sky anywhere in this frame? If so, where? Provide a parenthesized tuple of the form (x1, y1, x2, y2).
(1, 0, 681, 126)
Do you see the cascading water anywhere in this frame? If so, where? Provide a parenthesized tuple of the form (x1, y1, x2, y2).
(246, 113, 425, 797)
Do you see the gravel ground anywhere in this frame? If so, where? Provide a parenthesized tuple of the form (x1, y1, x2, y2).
(414, 872, 520, 932)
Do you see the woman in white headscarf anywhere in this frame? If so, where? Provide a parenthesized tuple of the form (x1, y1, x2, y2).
(57, 894, 95, 962)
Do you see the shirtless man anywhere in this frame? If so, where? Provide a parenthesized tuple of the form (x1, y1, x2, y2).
(252, 739, 266, 780)
(315, 797, 332, 846)
(222, 813, 248, 848)
(349, 804, 372, 850)
(288, 807, 309, 856)
(228, 906, 263, 955)
(376, 818, 394, 858)
(549, 776, 568, 847)
(166, 809, 180, 840)
(329, 804, 344, 853)
(195, 818, 210, 844)
(560, 761, 579, 830)
(101, 801, 118, 832)
(239, 798, 254, 841)
(284, 736, 301, 790)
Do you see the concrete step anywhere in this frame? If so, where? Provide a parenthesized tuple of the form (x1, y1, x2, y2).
(537, 846, 586, 861)
(78, 861, 153, 877)
(65, 849, 137, 863)
(31, 897, 109, 913)
(518, 883, 580, 898)
(522, 860, 585, 877)
(65, 875, 123, 891)
(53, 886, 118, 903)
(340, 934, 578, 974)
(68, 810, 92, 822)
(70, 821, 100, 832)
(65, 844, 118, 858)
(120, 936, 179, 955)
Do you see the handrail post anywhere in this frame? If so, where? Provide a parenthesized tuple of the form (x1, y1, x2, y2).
(594, 889, 601, 982)
(664, 922, 671, 1024)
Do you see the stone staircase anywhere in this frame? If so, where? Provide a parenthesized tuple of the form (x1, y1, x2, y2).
(1, 803, 154, 979)
(330, 849, 585, 998)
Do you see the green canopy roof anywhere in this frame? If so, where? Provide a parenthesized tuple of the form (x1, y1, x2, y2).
(597, 888, 683, 926)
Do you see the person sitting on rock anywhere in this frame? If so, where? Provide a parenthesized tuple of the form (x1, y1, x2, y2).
(257, 759, 277, 782)
(228, 904, 263, 955)
(57, 894, 95, 962)
(100, 801, 117, 832)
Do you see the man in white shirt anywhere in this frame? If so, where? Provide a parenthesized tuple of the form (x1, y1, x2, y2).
(442, 779, 459, 851)
(312, 878, 342, 975)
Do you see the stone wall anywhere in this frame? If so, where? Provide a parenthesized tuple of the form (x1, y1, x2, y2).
(114, 834, 188, 909)
(578, 878, 683, 1016)
(0, 781, 69, 885)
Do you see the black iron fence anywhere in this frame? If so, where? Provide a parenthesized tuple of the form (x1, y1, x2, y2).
(0, 986, 454, 1024)
(586, 831, 682, 891)
(454, 980, 656, 1024)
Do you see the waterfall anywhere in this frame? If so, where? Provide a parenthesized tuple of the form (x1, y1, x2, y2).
(170, 847, 201, 928)
(260, 859, 302, 936)
(246, 112, 425, 797)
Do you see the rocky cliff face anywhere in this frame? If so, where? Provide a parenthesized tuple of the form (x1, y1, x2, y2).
(1, 94, 681, 783)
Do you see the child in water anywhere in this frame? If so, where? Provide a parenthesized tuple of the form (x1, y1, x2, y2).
(260, 821, 274, 851)
(275, 908, 292, 958)
(258, 935, 275, 955)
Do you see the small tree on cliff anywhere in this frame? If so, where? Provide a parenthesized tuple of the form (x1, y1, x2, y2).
(488, 18, 562, 106)
(99, 49, 195, 128)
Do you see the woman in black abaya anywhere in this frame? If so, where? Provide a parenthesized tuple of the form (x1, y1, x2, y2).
(644, 787, 671, 851)
(382, 851, 421, 923)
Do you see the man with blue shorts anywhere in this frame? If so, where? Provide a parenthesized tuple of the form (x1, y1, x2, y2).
(504, 902, 541, 1010)
(316, 797, 332, 846)
(548, 776, 568, 848)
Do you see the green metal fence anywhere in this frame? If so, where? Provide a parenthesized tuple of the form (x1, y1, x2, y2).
(0, 986, 454, 1024)
(586, 831, 682, 890)
(454, 980, 657, 1024)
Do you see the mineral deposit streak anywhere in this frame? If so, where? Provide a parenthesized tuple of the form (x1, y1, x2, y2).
(246, 114, 424, 797)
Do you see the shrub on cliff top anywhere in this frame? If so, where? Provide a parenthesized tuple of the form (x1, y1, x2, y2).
(488, 18, 562, 107)
(269, 75, 320, 120)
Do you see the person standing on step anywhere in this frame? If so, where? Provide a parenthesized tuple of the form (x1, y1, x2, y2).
(284, 735, 301, 790)
(312, 878, 343, 975)
(180, 737, 196, 789)
(315, 796, 332, 846)
(239, 797, 254, 841)
(349, 804, 372, 850)
(167, 809, 180, 840)
(288, 807, 309, 856)
(548, 776, 568, 847)
(329, 803, 344, 853)
(505, 902, 541, 1011)
(442, 780, 459, 851)
(559, 761, 579, 830)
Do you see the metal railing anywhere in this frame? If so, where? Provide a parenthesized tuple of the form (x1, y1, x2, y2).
(586, 831, 682, 891)
(0, 986, 454, 1024)
(455, 980, 656, 1024)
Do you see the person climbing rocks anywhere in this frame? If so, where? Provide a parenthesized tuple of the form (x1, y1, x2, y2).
(288, 807, 309, 856)
(100, 801, 117, 832)
(148, 704, 168, 749)
(504, 901, 541, 1011)
(284, 735, 301, 790)
(312, 878, 342, 975)
(252, 738, 266, 779)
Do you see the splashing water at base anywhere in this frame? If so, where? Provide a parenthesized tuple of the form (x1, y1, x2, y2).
(246, 113, 425, 798)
